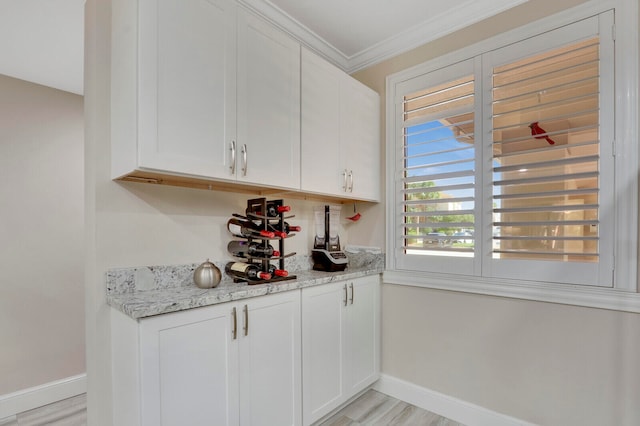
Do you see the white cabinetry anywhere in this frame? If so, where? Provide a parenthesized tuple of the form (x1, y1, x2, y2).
(111, 0, 300, 190)
(111, 290, 301, 426)
(340, 78, 381, 201)
(138, 302, 238, 426)
(301, 48, 381, 201)
(301, 275, 380, 425)
(112, 0, 236, 180)
(238, 291, 301, 426)
(237, 9, 300, 189)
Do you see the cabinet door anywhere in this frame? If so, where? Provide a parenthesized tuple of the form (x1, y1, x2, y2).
(340, 78, 381, 201)
(345, 275, 381, 395)
(301, 282, 347, 425)
(237, 9, 300, 189)
(139, 305, 239, 426)
(136, 0, 236, 179)
(301, 48, 344, 196)
(239, 291, 301, 426)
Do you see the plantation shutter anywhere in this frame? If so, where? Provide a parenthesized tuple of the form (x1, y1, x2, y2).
(395, 58, 479, 274)
(391, 12, 614, 285)
(485, 14, 614, 286)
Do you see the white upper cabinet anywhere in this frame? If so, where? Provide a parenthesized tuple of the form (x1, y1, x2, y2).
(300, 48, 343, 196)
(112, 0, 237, 180)
(237, 9, 301, 189)
(111, 0, 300, 190)
(340, 78, 381, 202)
(301, 48, 381, 201)
(112, 1, 378, 197)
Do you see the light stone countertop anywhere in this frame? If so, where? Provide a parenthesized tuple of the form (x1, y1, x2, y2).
(106, 251, 383, 320)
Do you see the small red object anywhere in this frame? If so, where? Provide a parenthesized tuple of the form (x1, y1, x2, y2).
(273, 269, 288, 277)
(347, 212, 361, 221)
(529, 122, 555, 145)
(259, 230, 275, 238)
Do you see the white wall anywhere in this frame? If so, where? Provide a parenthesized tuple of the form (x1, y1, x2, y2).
(354, 0, 640, 424)
(0, 75, 84, 396)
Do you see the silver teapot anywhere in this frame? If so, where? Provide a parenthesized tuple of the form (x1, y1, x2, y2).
(193, 259, 221, 289)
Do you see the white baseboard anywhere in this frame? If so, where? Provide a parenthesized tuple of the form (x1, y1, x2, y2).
(0, 374, 86, 419)
(373, 374, 536, 426)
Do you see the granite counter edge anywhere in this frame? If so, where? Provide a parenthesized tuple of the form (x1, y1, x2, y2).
(107, 267, 382, 320)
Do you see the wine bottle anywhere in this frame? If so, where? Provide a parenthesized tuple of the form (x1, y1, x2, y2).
(248, 203, 291, 218)
(227, 218, 275, 238)
(266, 203, 291, 217)
(225, 262, 271, 281)
(267, 264, 289, 277)
(228, 240, 280, 258)
(268, 222, 301, 237)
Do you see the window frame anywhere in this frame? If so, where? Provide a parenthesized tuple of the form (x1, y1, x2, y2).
(384, 0, 640, 313)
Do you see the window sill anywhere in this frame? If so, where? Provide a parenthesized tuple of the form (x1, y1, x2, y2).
(383, 270, 640, 313)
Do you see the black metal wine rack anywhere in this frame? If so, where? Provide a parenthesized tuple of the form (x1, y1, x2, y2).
(228, 197, 297, 284)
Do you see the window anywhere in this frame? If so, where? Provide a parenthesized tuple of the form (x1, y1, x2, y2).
(387, 6, 638, 297)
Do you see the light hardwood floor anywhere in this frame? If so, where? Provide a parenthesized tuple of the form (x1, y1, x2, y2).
(2, 393, 86, 426)
(3, 389, 461, 426)
(318, 389, 463, 426)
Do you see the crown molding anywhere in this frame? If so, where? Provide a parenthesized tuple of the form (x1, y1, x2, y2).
(347, 0, 529, 73)
(237, 0, 528, 74)
(236, 0, 350, 69)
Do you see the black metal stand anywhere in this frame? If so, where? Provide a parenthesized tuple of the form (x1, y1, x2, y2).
(230, 197, 297, 285)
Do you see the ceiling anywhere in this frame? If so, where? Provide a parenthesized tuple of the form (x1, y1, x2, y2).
(0, 0, 527, 96)
(0, 0, 85, 95)
(242, 0, 528, 71)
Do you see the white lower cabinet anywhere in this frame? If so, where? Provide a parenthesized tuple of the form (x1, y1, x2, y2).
(111, 277, 380, 426)
(301, 275, 381, 425)
(237, 291, 301, 426)
(111, 290, 301, 426)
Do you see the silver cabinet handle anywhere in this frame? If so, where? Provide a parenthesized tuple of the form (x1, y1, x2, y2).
(231, 307, 237, 340)
(342, 170, 348, 192)
(343, 284, 348, 306)
(349, 283, 354, 305)
(230, 141, 236, 175)
(348, 170, 354, 193)
(241, 144, 248, 177)
(243, 304, 249, 336)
